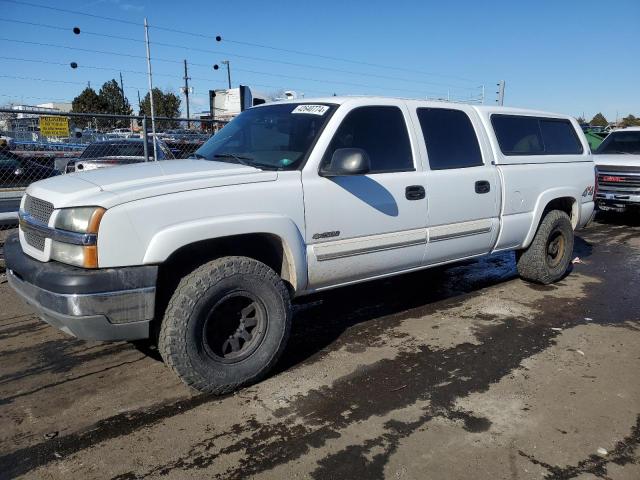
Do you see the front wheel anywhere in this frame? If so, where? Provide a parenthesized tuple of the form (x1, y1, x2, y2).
(517, 210, 574, 284)
(158, 256, 291, 394)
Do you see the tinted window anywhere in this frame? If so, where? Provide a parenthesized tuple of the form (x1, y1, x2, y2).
(81, 142, 146, 158)
(417, 108, 483, 170)
(324, 106, 413, 173)
(0, 148, 19, 168)
(596, 131, 640, 155)
(492, 115, 582, 155)
(492, 116, 543, 154)
(540, 120, 583, 154)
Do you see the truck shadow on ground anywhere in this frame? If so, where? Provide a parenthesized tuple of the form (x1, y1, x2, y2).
(279, 235, 594, 374)
(594, 211, 640, 227)
(278, 251, 517, 374)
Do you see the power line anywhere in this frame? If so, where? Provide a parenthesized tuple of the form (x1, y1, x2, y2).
(0, 4, 484, 88)
(0, 0, 139, 26)
(0, 55, 209, 81)
(219, 37, 476, 84)
(0, 18, 478, 90)
(0, 54, 450, 98)
(0, 37, 184, 64)
(231, 67, 447, 97)
(0, 38, 473, 98)
(0, 18, 140, 42)
(0, 74, 147, 90)
(0, 93, 72, 102)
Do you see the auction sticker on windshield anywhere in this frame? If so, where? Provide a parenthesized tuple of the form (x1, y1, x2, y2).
(291, 105, 329, 115)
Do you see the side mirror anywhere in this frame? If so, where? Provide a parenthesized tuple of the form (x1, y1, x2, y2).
(321, 148, 371, 177)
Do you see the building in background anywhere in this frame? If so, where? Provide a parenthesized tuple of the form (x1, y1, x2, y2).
(0, 103, 73, 140)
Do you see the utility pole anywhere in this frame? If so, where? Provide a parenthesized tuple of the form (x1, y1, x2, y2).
(144, 17, 158, 161)
(119, 72, 126, 112)
(137, 90, 142, 111)
(221, 60, 231, 89)
(183, 59, 191, 128)
(87, 81, 91, 89)
(496, 80, 506, 106)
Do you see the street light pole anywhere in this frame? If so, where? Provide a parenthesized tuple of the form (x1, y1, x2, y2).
(221, 60, 231, 89)
(143, 17, 158, 162)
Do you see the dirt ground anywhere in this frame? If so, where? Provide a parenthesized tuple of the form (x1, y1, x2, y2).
(0, 214, 639, 480)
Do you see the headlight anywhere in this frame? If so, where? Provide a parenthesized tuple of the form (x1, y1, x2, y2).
(51, 207, 105, 268)
(55, 207, 105, 234)
(51, 241, 97, 267)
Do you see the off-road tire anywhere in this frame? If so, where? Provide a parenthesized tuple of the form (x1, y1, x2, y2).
(516, 210, 574, 284)
(158, 256, 291, 394)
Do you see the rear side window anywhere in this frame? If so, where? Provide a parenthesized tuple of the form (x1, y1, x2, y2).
(323, 106, 413, 173)
(492, 115, 583, 155)
(417, 108, 483, 170)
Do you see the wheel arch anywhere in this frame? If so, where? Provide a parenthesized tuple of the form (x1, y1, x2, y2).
(522, 190, 580, 249)
(144, 214, 307, 295)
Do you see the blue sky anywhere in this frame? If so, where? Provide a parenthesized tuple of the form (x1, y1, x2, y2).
(1, 0, 638, 121)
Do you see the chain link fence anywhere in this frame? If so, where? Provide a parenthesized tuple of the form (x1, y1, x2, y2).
(0, 108, 227, 261)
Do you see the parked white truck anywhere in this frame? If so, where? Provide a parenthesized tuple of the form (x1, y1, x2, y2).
(5, 97, 595, 393)
(593, 126, 640, 212)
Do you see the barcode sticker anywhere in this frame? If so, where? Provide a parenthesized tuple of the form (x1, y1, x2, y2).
(291, 105, 329, 115)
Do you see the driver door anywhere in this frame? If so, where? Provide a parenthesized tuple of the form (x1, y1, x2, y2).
(302, 104, 428, 289)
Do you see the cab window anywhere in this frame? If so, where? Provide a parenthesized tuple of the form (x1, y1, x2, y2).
(417, 108, 483, 170)
(323, 106, 414, 173)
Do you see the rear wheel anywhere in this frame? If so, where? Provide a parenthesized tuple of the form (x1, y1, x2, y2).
(517, 210, 574, 284)
(158, 256, 291, 394)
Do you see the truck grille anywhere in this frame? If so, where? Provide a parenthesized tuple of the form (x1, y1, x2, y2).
(24, 195, 54, 224)
(24, 230, 46, 251)
(597, 167, 640, 196)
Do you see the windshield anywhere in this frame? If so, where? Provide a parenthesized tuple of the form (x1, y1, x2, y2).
(194, 103, 336, 170)
(595, 131, 640, 155)
(81, 142, 146, 158)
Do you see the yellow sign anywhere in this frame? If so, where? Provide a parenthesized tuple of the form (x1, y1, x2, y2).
(40, 116, 70, 137)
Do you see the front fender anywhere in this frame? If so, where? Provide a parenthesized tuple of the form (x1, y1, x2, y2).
(142, 214, 308, 293)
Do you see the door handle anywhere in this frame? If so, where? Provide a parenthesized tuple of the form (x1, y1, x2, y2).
(405, 185, 425, 200)
(475, 180, 491, 194)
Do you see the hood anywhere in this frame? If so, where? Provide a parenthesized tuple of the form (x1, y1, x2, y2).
(26, 159, 277, 209)
(593, 153, 640, 169)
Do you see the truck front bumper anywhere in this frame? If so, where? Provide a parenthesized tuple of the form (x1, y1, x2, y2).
(596, 193, 640, 212)
(4, 233, 157, 341)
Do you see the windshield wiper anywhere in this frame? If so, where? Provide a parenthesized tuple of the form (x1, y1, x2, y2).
(213, 153, 280, 170)
(214, 153, 254, 166)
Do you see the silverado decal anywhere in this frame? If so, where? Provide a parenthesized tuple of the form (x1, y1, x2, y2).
(312, 231, 340, 240)
(582, 186, 595, 197)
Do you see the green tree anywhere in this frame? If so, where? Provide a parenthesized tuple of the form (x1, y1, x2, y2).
(620, 114, 640, 128)
(71, 87, 105, 128)
(98, 79, 133, 128)
(139, 88, 181, 129)
(590, 112, 608, 127)
(576, 116, 586, 124)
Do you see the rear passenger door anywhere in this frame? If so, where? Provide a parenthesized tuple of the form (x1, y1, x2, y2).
(412, 105, 501, 264)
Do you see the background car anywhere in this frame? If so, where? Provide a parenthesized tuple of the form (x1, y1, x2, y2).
(1, 146, 60, 227)
(65, 138, 175, 173)
(0, 147, 60, 189)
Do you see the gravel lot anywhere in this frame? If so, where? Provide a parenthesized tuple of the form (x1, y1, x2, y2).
(0, 215, 639, 480)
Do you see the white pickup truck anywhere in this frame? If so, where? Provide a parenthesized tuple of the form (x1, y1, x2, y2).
(5, 97, 595, 394)
(593, 127, 640, 212)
